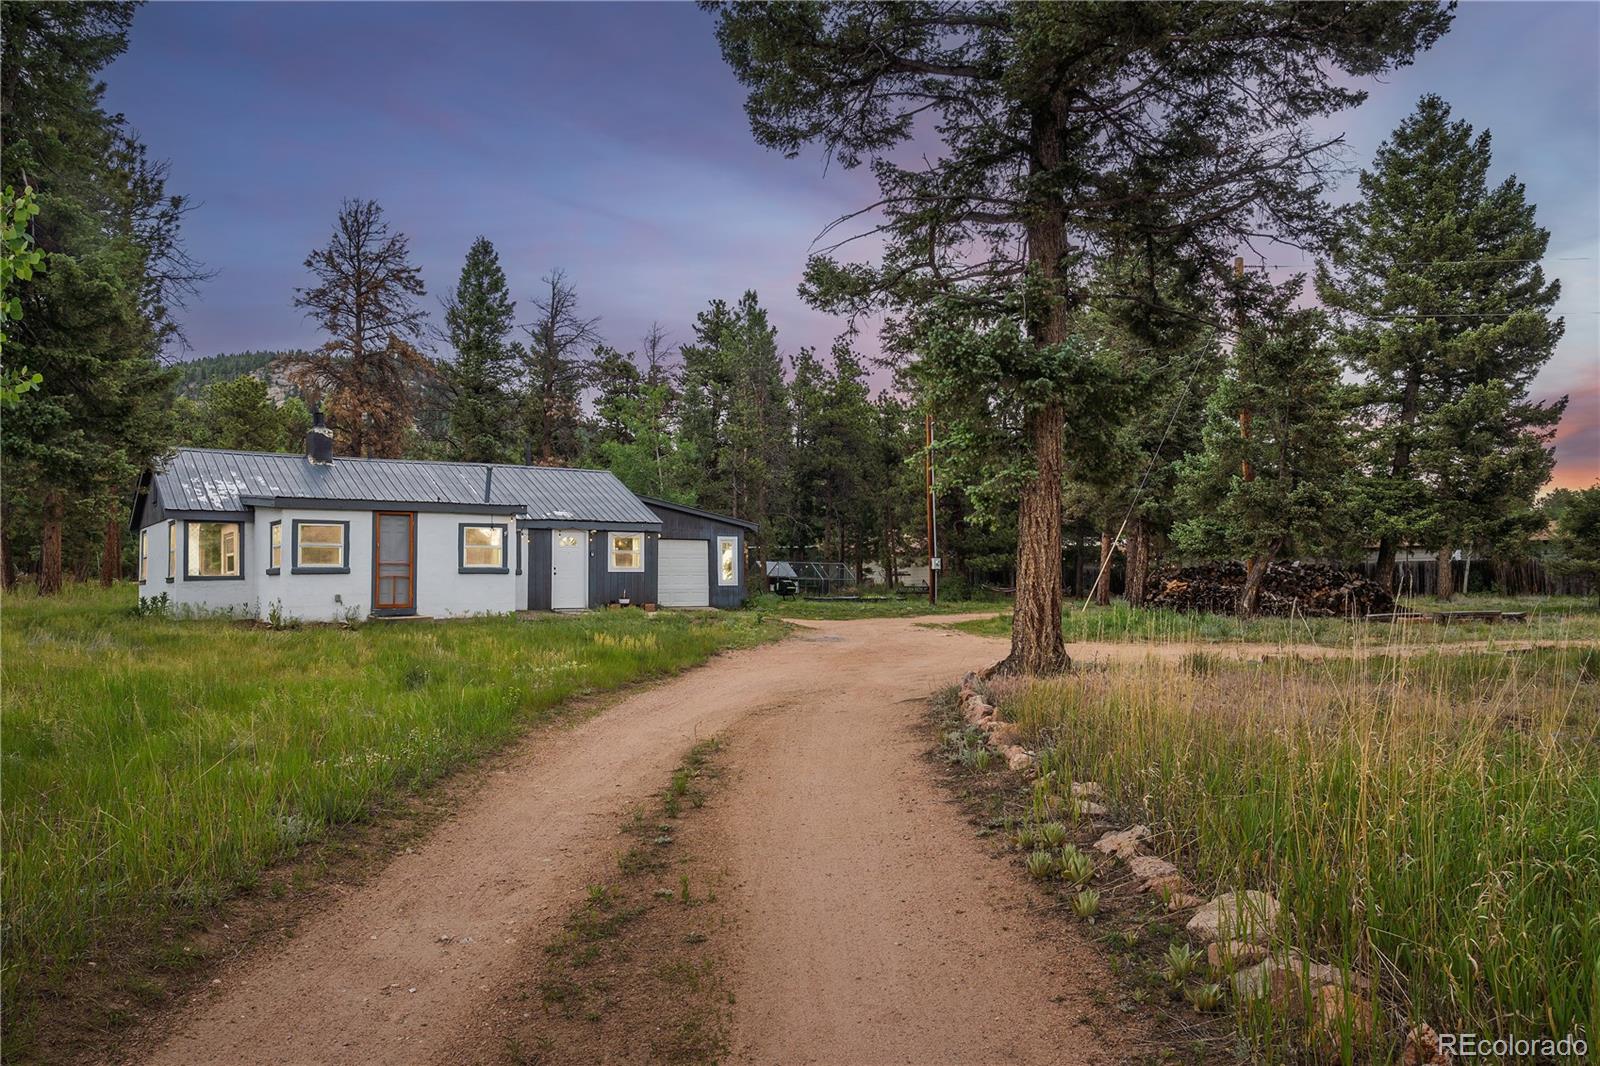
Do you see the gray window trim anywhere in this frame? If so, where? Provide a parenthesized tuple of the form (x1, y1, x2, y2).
(166, 521, 176, 583)
(607, 530, 646, 573)
(138, 527, 149, 585)
(291, 519, 351, 574)
(266, 519, 282, 575)
(717, 535, 740, 586)
(458, 522, 510, 574)
(183, 519, 246, 581)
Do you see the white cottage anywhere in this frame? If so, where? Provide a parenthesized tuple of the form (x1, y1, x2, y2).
(130, 416, 755, 621)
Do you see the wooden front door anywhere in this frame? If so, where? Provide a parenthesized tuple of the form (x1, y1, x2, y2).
(374, 512, 416, 612)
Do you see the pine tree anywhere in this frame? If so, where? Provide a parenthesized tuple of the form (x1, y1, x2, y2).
(1173, 300, 1358, 614)
(589, 345, 643, 450)
(1317, 95, 1565, 595)
(1, 1, 193, 592)
(180, 376, 311, 453)
(519, 269, 597, 465)
(442, 236, 517, 463)
(711, 1, 1451, 671)
(289, 199, 431, 459)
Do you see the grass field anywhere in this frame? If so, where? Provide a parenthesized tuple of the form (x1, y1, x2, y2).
(948, 593, 1600, 646)
(0, 583, 785, 1043)
(989, 643, 1600, 1058)
(750, 591, 1011, 620)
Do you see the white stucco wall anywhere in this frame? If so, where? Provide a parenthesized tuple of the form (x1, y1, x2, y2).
(414, 511, 519, 618)
(256, 507, 374, 623)
(137, 517, 257, 617)
(141, 508, 520, 622)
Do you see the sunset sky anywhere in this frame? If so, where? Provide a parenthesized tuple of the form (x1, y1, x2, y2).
(104, 2, 1598, 487)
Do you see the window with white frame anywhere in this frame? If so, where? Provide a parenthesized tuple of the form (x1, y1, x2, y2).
(294, 521, 347, 570)
(268, 521, 282, 572)
(460, 524, 506, 571)
(139, 529, 149, 583)
(186, 521, 242, 578)
(609, 532, 643, 572)
(718, 536, 738, 585)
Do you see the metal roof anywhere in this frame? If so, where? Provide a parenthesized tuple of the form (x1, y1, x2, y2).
(146, 448, 661, 526)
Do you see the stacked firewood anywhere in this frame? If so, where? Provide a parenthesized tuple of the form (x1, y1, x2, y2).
(1146, 561, 1395, 618)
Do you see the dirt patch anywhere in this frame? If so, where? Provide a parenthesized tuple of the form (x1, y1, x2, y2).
(706, 627, 1150, 1064)
(926, 689, 1237, 1065)
(450, 738, 739, 1066)
(97, 616, 1014, 1066)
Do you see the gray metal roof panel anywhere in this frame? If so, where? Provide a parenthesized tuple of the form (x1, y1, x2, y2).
(152, 449, 661, 525)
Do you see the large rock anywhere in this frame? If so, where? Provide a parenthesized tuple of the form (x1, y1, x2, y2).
(1400, 1025, 1452, 1066)
(1127, 855, 1179, 891)
(1312, 984, 1374, 1046)
(1092, 825, 1150, 861)
(1185, 890, 1279, 943)
(1165, 892, 1203, 912)
(986, 721, 1021, 749)
(1004, 745, 1035, 772)
(1230, 954, 1344, 1005)
(1206, 939, 1269, 972)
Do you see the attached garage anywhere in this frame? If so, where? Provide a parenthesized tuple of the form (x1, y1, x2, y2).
(658, 539, 710, 607)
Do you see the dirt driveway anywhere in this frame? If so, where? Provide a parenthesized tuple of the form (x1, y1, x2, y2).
(119, 615, 1141, 1066)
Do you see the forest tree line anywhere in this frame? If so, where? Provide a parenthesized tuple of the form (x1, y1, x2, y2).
(2, 3, 1594, 613)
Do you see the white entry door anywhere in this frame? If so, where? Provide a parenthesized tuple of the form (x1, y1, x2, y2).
(658, 539, 710, 607)
(551, 529, 588, 610)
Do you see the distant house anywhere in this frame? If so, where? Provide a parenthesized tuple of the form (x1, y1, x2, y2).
(130, 416, 754, 621)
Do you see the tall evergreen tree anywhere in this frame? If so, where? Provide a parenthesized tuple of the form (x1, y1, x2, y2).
(1173, 301, 1359, 614)
(442, 236, 518, 463)
(712, 1, 1451, 672)
(589, 344, 644, 450)
(1317, 95, 1565, 595)
(289, 199, 431, 458)
(178, 376, 311, 453)
(519, 269, 596, 465)
(1, 1, 195, 592)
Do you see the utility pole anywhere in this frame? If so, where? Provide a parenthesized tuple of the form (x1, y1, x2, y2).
(1234, 256, 1254, 482)
(925, 411, 938, 605)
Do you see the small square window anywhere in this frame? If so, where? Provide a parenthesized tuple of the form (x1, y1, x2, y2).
(609, 532, 643, 572)
(294, 521, 347, 570)
(718, 536, 738, 586)
(461, 525, 506, 571)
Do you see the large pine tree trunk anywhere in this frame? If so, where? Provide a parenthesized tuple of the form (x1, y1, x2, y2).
(1124, 518, 1149, 608)
(1435, 544, 1455, 601)
(1, 500, 15, 591)
(100, 513, 122, 587)
(1239, 539, 1281, 616)
(1373, 536, 1398, 594)
(38, 489, 65, 596)
(1376, 368, 1424, 594)
(1094, 530, 1113, 606)
(996, 97, 1071, 675)
(998, 401, 1068, 675)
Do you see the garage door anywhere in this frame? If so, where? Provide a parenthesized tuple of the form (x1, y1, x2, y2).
(658, 539, 710, 607)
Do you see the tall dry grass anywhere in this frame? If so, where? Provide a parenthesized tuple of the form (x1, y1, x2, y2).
(1006, 642, 1599, 1059)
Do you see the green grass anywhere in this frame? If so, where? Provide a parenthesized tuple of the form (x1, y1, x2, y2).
(750, 591, 1009, 620)
(948, 593, 1600, 645)
(0, 582, 784, 1041)
(996, 645, 1600, 1057)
